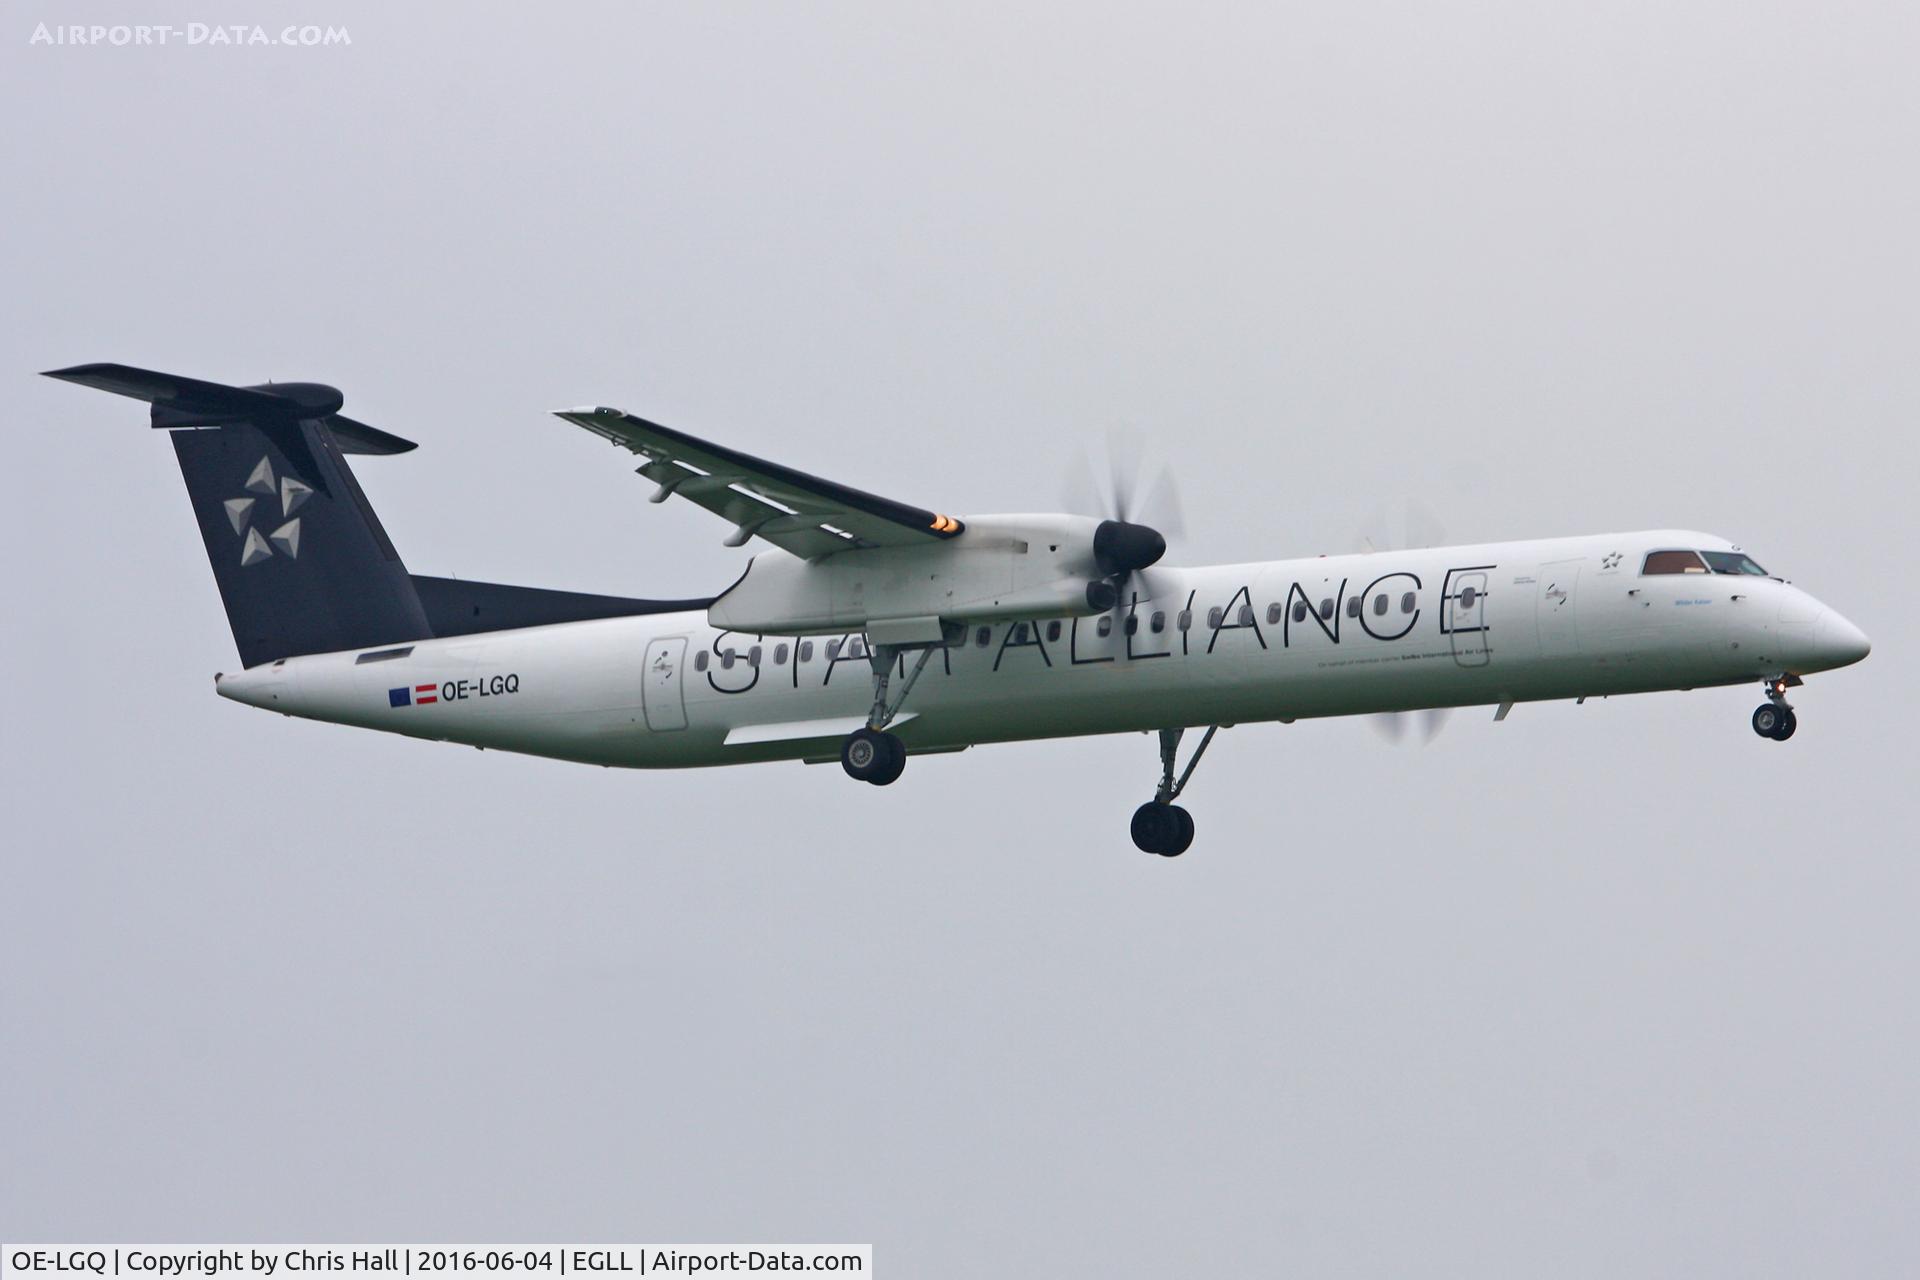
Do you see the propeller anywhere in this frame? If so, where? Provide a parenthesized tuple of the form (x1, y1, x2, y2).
(1370, 705, 1454, 744)
(1355, 496, 1447, 555)
(1066, 432, 1184, 616)
(1359, 497, 1455, 745)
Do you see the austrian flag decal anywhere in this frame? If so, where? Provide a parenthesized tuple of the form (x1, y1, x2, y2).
(386, 675, 519, 709)
(388, 683, 438, 708)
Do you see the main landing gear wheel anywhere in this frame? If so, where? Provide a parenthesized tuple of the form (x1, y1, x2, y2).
(841, 727, 906, 785)
(1130, 725, 1218, 856)
(1752, 704, 1797, 741)
(842, 640, 934, 786)
(1131, 801, 1195, 856)
(868, 732, 906, 784)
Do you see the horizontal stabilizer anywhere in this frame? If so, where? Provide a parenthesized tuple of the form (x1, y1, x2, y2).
(42, 363, 416, 454)
(322, 414, 418, 456)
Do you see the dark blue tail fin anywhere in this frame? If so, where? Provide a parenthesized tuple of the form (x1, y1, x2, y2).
(46, 363, 432, 667)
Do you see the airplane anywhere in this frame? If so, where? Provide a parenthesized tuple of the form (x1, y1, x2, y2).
(45, 362, 1872, 856)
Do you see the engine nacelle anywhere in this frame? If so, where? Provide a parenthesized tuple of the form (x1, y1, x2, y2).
(708, 513, 1119, 636)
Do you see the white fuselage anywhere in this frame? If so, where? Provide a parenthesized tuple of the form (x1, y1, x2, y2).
(214, 529, 1869, 768)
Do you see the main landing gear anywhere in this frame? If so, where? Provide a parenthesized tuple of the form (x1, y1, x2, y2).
(1131, 725, 1219, 857)
(841, 726, 906, 785)
(1751, 676, 1799, 741)
(840, 642, 935, 786)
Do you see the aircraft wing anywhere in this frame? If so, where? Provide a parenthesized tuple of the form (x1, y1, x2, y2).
(554, 406, 964, 558)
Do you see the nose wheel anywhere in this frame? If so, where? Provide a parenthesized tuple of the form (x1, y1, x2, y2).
(1752, 703, 1797, 741)
(1751, 677, 1799, 741)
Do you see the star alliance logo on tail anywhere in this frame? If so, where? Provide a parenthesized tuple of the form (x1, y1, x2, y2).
(223, 454, 312, 566)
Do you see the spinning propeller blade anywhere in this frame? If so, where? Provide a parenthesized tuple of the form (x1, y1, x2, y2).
(1359, 499, 1456, 744)
(1368, 705, 1454, 746)
(1067, 430, 1185, 618)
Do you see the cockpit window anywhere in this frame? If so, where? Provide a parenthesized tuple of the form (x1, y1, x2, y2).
(1642, 550, 1709, 575)
(1700, 550, 1768, 576)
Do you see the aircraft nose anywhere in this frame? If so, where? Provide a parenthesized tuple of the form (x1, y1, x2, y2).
(1812, 609, 1871, 669)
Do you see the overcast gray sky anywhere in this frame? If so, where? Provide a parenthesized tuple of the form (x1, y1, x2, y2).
(3, 2, 1917, 1274)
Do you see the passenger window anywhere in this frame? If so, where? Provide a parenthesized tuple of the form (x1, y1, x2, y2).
(1046, 620, 1062, 642)
(799, 640, 814, 663)
(1401, 591, 1416, 613)
(1207, 607, 1223, 628)
(975, 626, 991, 648)
(1125, 615, 1139, 635)
(1642, 549, 1709, 575)
(1458, 586, 1477, 610)
(1373, 594, 1387, 616)
(774, 643, 789, 665)
(826, 638, 843, 659)
(1177, 610, 1191, 631)
(849, 638, 866, 658)
(1319, 597, 1334, 620)
(1345, 597, 1361, 619)
(721, 651, 735, 670)
(694, 651, 708, 672)
(1266, 603, 1282, 625)
(1151, 611, 1166, 633)
(1013, 623, 1029, 644)
(1292, 600, 1309, 624)
(748, 645, 761, 667)
(1097, 616, 1113, 637)
(1237, 604, 1254, 626)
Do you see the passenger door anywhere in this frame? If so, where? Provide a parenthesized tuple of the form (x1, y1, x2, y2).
(642, 636, 689, 731)
(1443, 567, 1492, 667)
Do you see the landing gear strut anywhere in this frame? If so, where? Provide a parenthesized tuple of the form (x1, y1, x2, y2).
(1751, 676, 1798, 742)
(840, 641, 935, 786)
(1131, 725, 1217, 857)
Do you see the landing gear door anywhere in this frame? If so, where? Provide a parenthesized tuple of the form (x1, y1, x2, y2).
(642, 636, 689, 731)
(1443, 567, 1492, 667)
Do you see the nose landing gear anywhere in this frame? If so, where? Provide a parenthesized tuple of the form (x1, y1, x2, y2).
(1131, 726, 1218, 856)
(1752, 676, 1799, 741)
